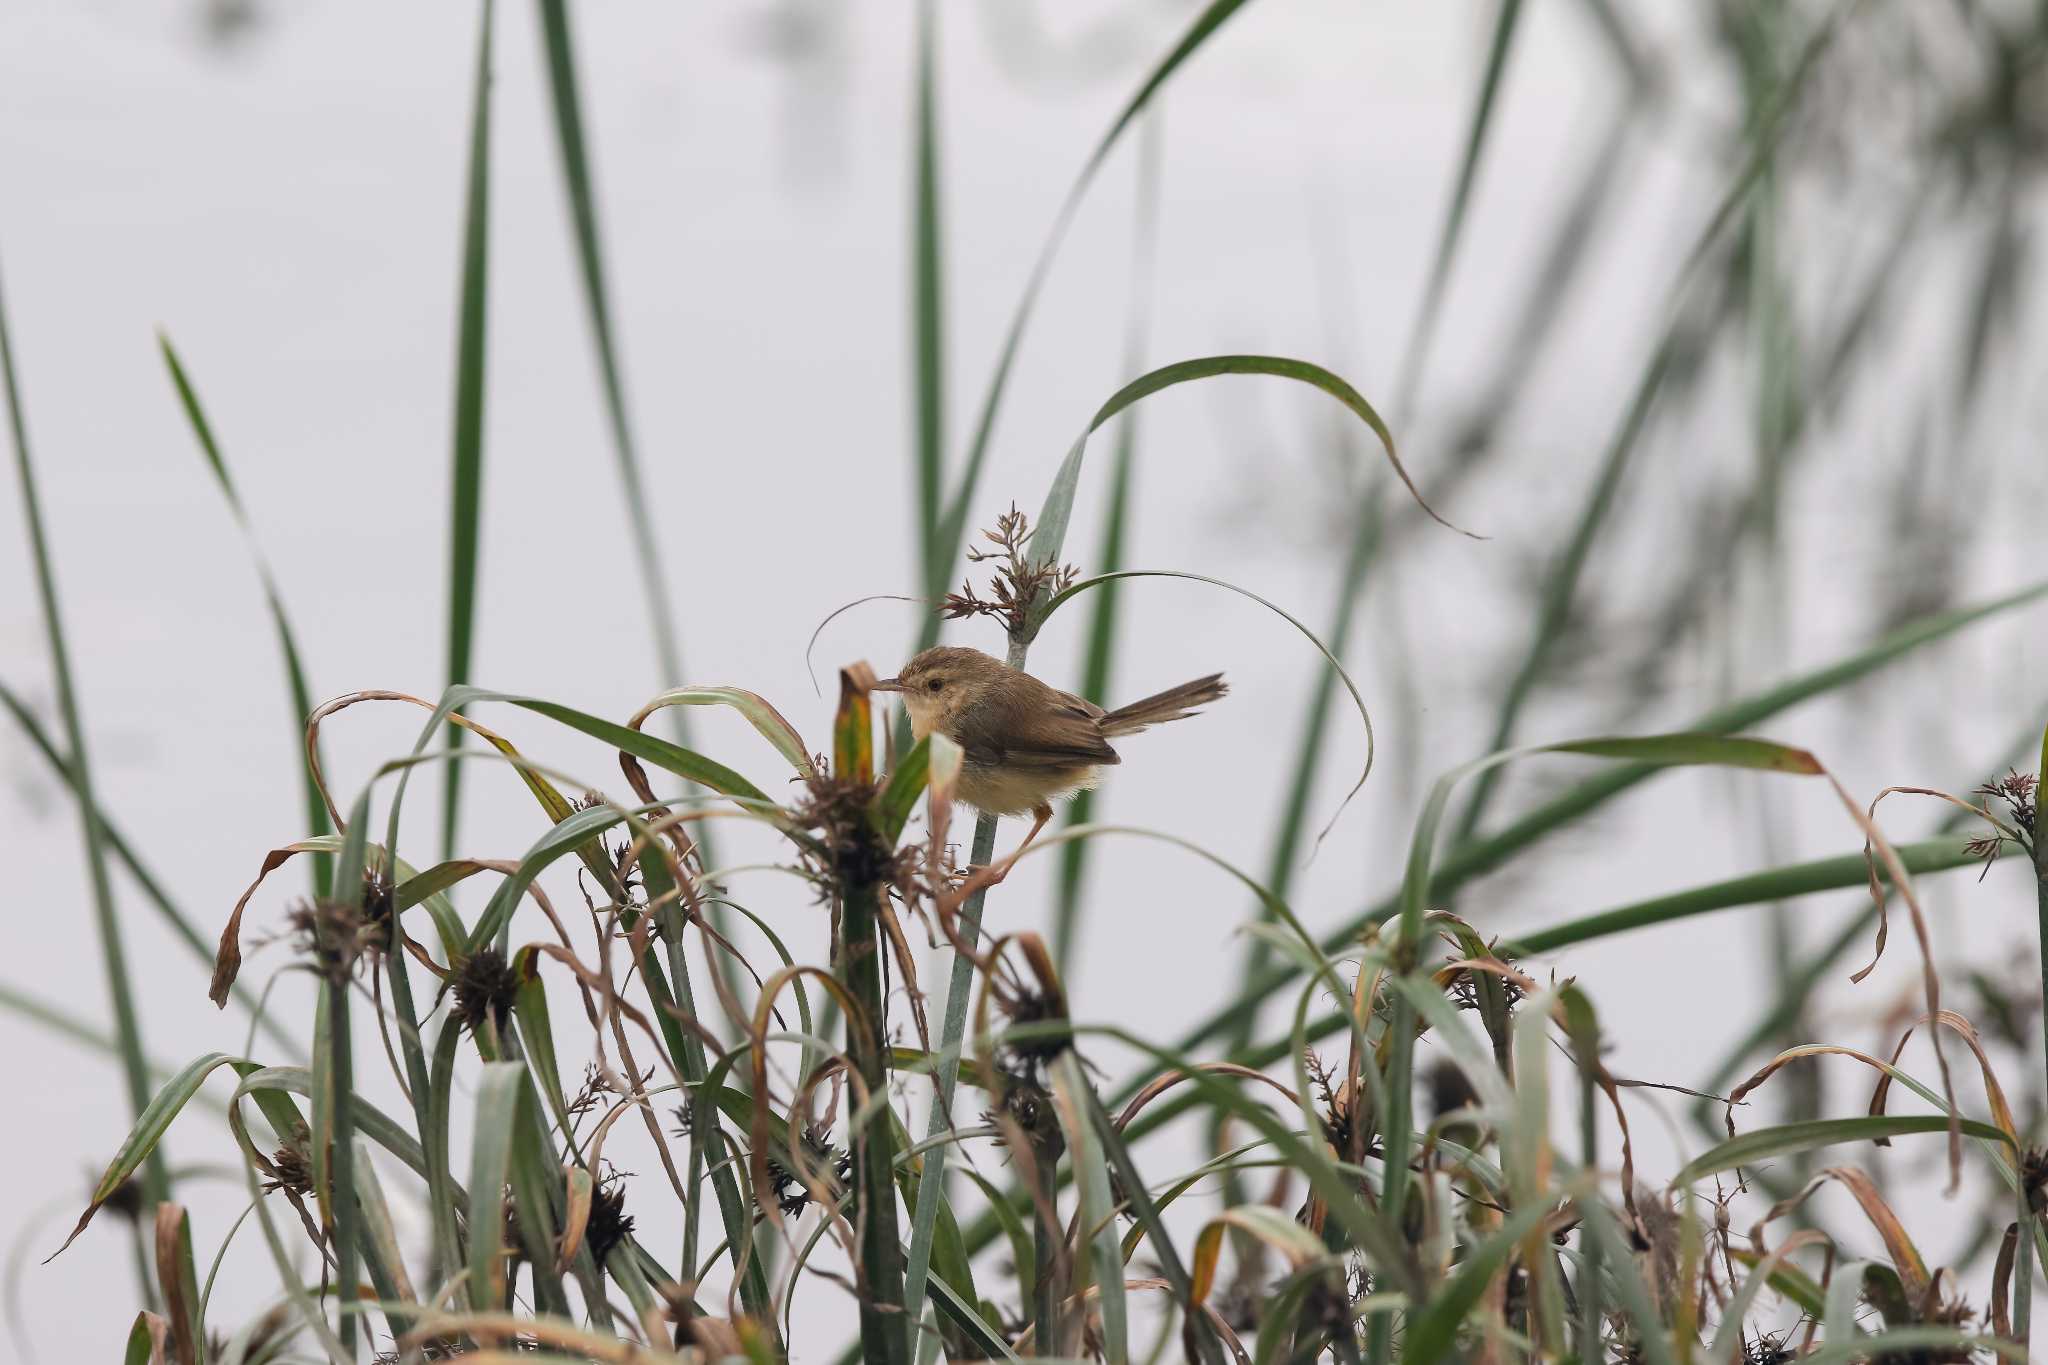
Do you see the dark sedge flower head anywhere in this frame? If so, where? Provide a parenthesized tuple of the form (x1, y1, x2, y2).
(452, 946, 522, 1037)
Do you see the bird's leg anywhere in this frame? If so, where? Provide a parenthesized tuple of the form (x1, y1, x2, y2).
(954, 803, 1055, 896)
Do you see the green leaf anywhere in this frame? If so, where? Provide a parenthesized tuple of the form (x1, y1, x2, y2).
(1504, 835, 1996, 957)
(512, 945, 568, 1133)
(1051, 1053, 1127, 1364)
(1082, 1084, 1222, 1365)
(1030, 357, 1470, 606)
(633, 686, 815, 779)
(506, 695, 771, 805)
(51, 1053, 254, 1258)
(122, 1312, 167, 1365)
(1400, 1195, 1556, 1364)
(1672, 1115, 2014, 1188)
(876, 736, 932, 844)
(1398, 732, 1828, 951)
(440, 0, 496, 859)
(467, 1061, 526, 1310)
(159, 333, 331, 898)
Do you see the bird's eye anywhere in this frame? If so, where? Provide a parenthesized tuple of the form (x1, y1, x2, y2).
(927, 678, 943, 693)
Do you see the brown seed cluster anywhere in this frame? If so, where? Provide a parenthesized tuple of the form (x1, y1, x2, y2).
(452, 946, 523, 1037)
(940, 504, 1078, 637)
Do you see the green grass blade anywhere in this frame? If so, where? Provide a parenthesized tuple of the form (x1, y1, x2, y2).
(0, 252, 165, 1208)
(634, 686, 815, 779)
(122, 1311, 164, 1365)
(1052, 111, 1162, 975)
(1505, 836, 1996, 957)
(1399, 1194, 1553, 1364)
(158, 334, 330, 898)
(1672, 1115, 2013, 1188)
(466, 1061, 524, 1310)
(1029, 355, 1468, 596)
(441, 0, 496, 860)
(1082, 1083, 1223, 1365)
(876, 735, 932, 843)
(51, 1053, 253, 1258)
(911, 0, 946, 597)
(1393, 0, 1526, 416)
(1051, 1052, 1126, 1364)
(921, 0, 1252, 655)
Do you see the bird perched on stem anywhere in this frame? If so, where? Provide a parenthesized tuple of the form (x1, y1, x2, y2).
(872, 645, 1227, 883)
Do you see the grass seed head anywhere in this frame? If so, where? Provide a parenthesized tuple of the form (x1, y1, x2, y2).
(586, 1171, 636, 1265)
(453, 946, 522, 1036)
(262, 1140, 314, 1197)
(795, 770, 908, 890)
(763, 1126, 852, 1217)
(287, 896, 376, 985)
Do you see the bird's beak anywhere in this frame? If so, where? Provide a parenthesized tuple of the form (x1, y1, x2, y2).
(870, 677, 905, 693)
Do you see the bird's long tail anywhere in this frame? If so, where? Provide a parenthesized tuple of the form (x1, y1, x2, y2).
(1100, 673, 1228, 738)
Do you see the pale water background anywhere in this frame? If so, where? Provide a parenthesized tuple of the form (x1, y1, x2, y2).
(3, 1, 2044, 1356)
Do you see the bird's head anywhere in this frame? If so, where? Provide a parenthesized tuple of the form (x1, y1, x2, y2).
(872, 645, 1005, 741)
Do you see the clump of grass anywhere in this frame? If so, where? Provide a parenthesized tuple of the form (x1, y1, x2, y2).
(16, 3, 2048, 1363)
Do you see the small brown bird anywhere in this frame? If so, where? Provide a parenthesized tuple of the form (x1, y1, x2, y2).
(872, 645, 1227, 875)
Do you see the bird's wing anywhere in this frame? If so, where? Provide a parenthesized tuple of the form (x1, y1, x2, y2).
(958, 687, 1120, 768)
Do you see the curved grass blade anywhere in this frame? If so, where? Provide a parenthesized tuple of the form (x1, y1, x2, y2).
(159, 333, 330, 897)
(923, 0, 1255, 643)
(50, 1053, 257, 1259)
(504, 696, 771, 805)
(0, 251, 164, 1207)
(1082, 1083, 1223, 1365)
(1029, 357, 1470, 605)
(1040, 567, 1372, 847)
(631, 686, 815, 780)
(1671, 1115, 2013, 1188)
(123, 1311, 168, 1365)
(440, 0, 496, 860)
